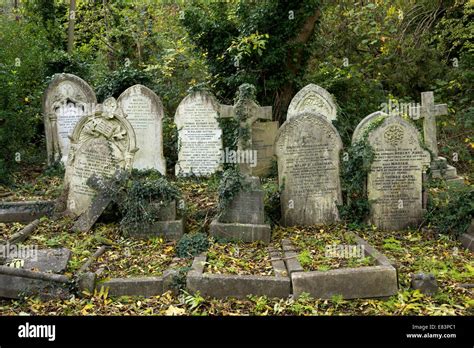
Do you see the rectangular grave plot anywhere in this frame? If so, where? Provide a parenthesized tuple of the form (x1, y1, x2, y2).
(89, 243, 191, 297)
(283, 232, 398, 300)
(187, 246, 290, 299)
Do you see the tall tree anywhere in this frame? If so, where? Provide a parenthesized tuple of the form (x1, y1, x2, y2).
(182, 1, 321, 123)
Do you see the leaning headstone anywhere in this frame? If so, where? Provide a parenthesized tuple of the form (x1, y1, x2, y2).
(64, 97, 137, 216)
(367, 116, 430, 230)
(210, 175, 271, 244)
(250, 121, 279, 177)
(174, 91, 223, 176)
(287, 84, 337, 121)
(275, 111, 343, 226)
(117, 84, 166, 174)
(352, 111, 388, 144)
(43, 73, 97, 165)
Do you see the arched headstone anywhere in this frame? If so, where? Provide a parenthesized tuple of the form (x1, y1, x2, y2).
(64, 97, 137, 216)
(43, 73, 97, 165)
(366, 116, 430, 230)
(117, 84, 166, 174)
(174, 91, 223, 176)
(287, 84, 337, 121)
(275, 111, 343, 226)
(351, 111, 388, 144)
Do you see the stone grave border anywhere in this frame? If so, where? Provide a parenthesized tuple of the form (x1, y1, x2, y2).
(282, 232, 398, 299)
(79, 247, 181, 297)
(186, 247, 291, 299)
(0, 200, 55, 223)
(0, 220, 71, 299)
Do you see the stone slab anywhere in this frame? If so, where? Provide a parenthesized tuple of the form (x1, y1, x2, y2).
(186, 252, 290, 299)
(5, 247, 71, 273)
(0, 274, 70, 299)
(209, 219, 271, 244)
(291, 265, 398, 299)
(127, 219, 184, 241)
(0, 201, 55, 223)
(98, 277, 164, 297)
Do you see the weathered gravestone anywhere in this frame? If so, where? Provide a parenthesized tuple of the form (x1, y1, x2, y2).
(409, 91, 463, 183)
(220, 84, 277, 176)
(117, 84, 166, 174)
(43, 73, 97, 165)
(174, 91, 223, 176)
(366, 116, 430, 230)
(352, 111, 388, 144)
(210, 175, 271, 244)
(287, 84, 337, 121)
(275, 111, 343, 226)
(64, 97, 137, 216)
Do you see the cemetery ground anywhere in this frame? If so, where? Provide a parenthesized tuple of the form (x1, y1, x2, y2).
(0, 167, 472, 316)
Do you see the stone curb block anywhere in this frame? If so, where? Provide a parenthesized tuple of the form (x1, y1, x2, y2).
(283, 233, 398, 299)
(0, 201, 55, 223)
(187, 249, 291, 299)
(209, 219, 271, 244)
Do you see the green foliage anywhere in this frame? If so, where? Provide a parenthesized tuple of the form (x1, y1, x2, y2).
(217, 167, 246, 216)
(0, 16, 51, 183)
(176, 233, 210, 258)
(182, 1, 322, 119)
(95, 65, 153, 102)
(297, 250, 312, 269)
(424, 182, 473, 237)
(119, 170, 181, 235)
(262, 178, 281, 226)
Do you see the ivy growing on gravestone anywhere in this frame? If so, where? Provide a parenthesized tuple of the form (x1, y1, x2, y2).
(88, 169, 181, 236)
(217, 167, 246, 217)
(338, 117, 385, 225)
(234, 83, 257, 150)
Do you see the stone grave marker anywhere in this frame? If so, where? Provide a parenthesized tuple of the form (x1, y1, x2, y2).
(352, 111, 388, 144)
(409, 91, 462, 183)
(366, 116, 430, 230)
(117, 84, 166, 174)
(43, 73, 97, 165)
(275, 111, 343, 226)
(220, 84, 276, 176)
(287, 84, 337, 121)
(174, 91, 223, 176)
(210, 175, 271, 244)
(64, 97, 137, 216)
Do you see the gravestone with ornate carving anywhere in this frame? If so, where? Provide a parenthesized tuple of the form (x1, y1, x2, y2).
(366, 116, 430, 230)
(287, 84, 337, 121)
(43, 73, 97, 165)
(64, 97, 137, 216)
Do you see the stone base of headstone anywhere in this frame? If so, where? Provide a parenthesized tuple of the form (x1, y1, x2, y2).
(209, 220, 271, 244)
(127, 201, 183, 241)
(0, 201, 55, 223)
(129, 219, 184, 241)
(211, 175, 271, 244)
(430, 157, 464, 184)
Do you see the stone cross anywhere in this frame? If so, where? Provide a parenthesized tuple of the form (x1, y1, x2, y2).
(218, 84, 273, 175)
(409, 91, 448, 158)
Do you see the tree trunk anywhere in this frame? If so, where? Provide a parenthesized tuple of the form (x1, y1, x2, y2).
(274, 9, 321, 124)
(67, 0, 76, 54)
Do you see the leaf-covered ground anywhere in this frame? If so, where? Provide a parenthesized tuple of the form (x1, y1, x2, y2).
(274, 225, 375, 271)
(205, 241, 274, 276)
(0, 174, 472, 316)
